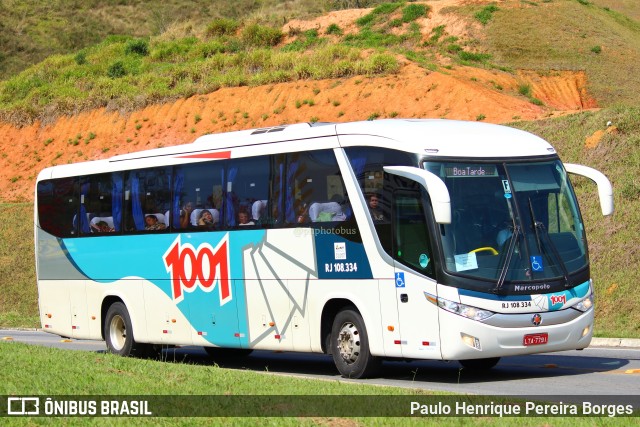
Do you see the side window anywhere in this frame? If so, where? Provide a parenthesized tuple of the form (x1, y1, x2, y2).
(124, 167, 171, 232)
(393, 189, 435, 278)
(286, 150, 349, 224)
(174, 161, 225, 230)
(37, 178, 78, 238)
(270, 154, 286, 226)
(79, 173, 121, 235)
(345, 147, 416, 226)
(227, 156, 270, 227)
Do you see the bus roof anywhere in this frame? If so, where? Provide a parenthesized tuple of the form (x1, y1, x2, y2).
(37, 119, 556, 181)
(334, 119, 555, 158)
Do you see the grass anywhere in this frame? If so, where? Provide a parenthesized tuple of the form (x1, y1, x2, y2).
(0, 203, 38, 328)
(482, 0, 640, 106)
(0, 343, 634, 425)
(0, 0, 403, 81)
(0, 33, 399, 126)
(9, 0, 640, 127)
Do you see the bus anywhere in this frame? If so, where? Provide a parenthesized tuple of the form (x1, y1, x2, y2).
(35, 119, 613, 378)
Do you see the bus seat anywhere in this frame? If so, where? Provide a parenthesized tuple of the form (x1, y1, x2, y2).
(89, 216, 115, 232)
(252, 200, 267, 221)
(309, 202, 346, 222)
(163, 210, 170, 227)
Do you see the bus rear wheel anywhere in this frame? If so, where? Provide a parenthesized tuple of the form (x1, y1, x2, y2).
(104, 302, 151, 357)
(458, 357, 500, 370)
(330, 308, 381, 379)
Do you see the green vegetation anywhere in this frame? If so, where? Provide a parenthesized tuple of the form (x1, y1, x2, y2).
(0, 33, 399, 125)
(0, 0, 410, 124)
(482, 0, 640, 106)
(1, 1, 541, 126)
(1, 343, 630, 425)
(0, 0, 402, 81)
(474, 5, 500, 25)
(0, 203, 38, 327)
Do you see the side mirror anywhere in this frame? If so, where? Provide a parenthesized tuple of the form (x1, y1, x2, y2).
(564, 163, 614, 216)
(383, 166, 451, 224)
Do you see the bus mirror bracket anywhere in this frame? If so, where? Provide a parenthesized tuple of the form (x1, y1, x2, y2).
(564, 163, 614, 216)
(383, 166, 451, 224)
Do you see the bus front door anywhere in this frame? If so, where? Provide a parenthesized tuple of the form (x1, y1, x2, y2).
(392, 189, 441, 360)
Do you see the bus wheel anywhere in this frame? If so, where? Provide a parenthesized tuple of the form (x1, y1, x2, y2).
(104, 302, 146, 357)
(458, 357, 500, 370)
(331, 308, 381, 379)
(203, 347, 253, 362)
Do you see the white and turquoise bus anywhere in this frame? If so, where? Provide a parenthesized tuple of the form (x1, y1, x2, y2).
(35, 119, 613, 378)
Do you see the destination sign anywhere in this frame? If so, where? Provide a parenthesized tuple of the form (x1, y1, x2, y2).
(444, 164, 498, 178)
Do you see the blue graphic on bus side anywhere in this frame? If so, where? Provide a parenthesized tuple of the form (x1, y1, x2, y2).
(315, 232, 372, 279)
(59, 230, 266, 348)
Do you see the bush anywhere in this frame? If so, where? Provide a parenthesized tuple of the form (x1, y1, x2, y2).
(242, 24, 283, 48)
(458, 51, 491, 62)
(326, 23, 343, 36)
(518, 83, 532, 97)
(363, 53, 399, 75)
(74, 51, 87, 65)
(475, 5, 500, 25)
(402, 4, 428, 23)
(107, 61, 126, 78)
(125, 39, 149, 56)
(206, 18, 239, 37)
(355, 13, 375, 27)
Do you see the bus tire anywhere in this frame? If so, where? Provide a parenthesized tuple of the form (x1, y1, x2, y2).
(458, 357, 500, 370)
(104, 302, 146, 357)
(330, 308, 381, 379)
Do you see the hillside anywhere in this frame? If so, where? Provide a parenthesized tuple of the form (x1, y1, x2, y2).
(2, 0, 628, 202)
(0, 61, 595, 201)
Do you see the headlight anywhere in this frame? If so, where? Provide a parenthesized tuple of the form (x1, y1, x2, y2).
(572, 293, 594, 312)
(424, 292, 495, 321)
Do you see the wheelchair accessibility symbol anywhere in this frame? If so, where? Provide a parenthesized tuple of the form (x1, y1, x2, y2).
(395, 272, 405, 288)
(530, 256, 544, 272)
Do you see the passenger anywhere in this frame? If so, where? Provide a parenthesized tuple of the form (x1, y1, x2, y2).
(197, 209, 216, 228)
(367, 193, 385, 222)
(238, 210, 255, 226)
(145, 214, 166, 231)
(294, 200, 309, 224)
(180, 202, 194, 228)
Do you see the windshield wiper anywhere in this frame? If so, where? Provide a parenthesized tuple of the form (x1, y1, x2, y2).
(493, 224, 520, 295)
(528, 198, 571, 288)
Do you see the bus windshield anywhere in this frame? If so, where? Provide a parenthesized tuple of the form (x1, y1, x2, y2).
(423, 160, 588, 284)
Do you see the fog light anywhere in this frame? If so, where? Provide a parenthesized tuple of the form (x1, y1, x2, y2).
(461, 333, 481, 350)
(582, 326, 590, 337)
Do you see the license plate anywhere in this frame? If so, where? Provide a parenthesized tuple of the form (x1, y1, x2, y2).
(523, 333, 548, 346)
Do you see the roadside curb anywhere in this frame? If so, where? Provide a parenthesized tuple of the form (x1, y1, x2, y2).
(590, 337, 640, 349)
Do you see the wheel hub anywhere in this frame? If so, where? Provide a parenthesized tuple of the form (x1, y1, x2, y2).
(109, 314, 127, 351)
(336, 322, 360, 364)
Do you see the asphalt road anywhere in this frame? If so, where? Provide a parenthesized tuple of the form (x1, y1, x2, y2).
(2, 329, 639, 405)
